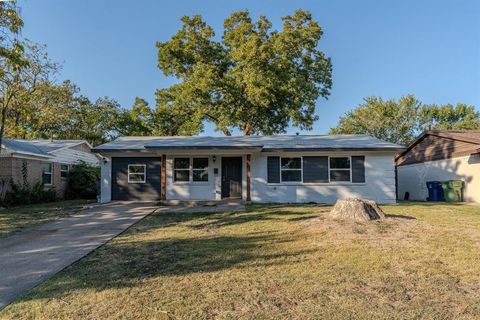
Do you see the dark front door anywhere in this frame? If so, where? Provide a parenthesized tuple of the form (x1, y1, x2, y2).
(221, 157, 242, 198)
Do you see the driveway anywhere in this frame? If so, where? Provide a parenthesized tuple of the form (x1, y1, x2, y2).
(0, 202, 157, 309)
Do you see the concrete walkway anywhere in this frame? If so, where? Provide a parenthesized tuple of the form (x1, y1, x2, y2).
(0, 202, 157, 309)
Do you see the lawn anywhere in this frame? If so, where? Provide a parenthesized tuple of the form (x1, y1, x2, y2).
(1, 202, 480, 319)
(0, 200, 95, 238)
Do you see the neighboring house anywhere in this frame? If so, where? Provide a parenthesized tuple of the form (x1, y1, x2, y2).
(92, 135, 404, 204)
(0, 139, 100, 197)
(396, 130, 480, 203)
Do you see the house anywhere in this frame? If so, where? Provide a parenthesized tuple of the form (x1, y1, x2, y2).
(0, 139, 100, 197)
(92, 135, 404, 204)
(396, 130, 480, 203)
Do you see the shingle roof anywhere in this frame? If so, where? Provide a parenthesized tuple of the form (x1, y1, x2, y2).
(1, 139, 91, 159)
(92, 135, 405, 152)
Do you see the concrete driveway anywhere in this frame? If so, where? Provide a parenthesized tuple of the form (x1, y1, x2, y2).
(0, 202, 157, 309)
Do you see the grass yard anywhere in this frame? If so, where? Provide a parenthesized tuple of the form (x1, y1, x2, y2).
(1, 202, 480, 319)
(0, 200, 95, 238)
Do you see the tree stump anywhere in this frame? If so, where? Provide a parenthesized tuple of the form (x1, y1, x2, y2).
(330, 198, 385, 222)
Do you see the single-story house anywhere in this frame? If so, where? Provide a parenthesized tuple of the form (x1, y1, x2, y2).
(92, 135, 404, 204)
(396, 130, 480, 203)
(0, 139, 100, 197)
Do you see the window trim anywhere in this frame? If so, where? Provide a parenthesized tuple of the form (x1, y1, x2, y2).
(42, 163, 53, 186)
(328, 156, 352, 183)
(127, 164, 147, 184)
(60, 164, 69, 179)
(173, 157, 210, 183)
(279, 157, 303, 183)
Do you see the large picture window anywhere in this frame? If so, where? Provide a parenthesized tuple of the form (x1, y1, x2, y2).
(192, 158, 208, 182)
(128, 164, 146, 183)
(173, 158, 190, 182)
(280, 157, 302, 182)
(329, 157, 351, 182)
(42, 163, 53, 185)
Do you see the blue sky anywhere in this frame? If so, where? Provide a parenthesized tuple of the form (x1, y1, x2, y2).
(19, 0, 480, 135)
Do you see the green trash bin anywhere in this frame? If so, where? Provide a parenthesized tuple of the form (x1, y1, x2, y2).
(440, 180, 463, 202)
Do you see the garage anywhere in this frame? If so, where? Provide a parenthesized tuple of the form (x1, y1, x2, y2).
(111, 157, 161, 201)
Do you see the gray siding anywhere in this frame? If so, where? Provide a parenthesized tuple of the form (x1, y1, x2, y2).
(111, 157, 161, 201)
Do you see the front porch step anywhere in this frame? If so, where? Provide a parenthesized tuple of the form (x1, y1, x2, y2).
(159, 199, 248, 207)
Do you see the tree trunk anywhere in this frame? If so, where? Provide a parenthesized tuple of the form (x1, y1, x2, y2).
(0, 106, 8, 154)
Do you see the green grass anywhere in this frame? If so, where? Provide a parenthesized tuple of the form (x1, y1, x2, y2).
(1, 202, 480, 319)
(0, 200, 95, 238)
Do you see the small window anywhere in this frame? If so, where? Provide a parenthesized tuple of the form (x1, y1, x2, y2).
(128, 164, 146, 183)
(42, 163, 53, 185)
(329, 157, 351, 182)
(192, 158, 208, 182)
(281, 157, 302, 182)
(174, 158, 190, 182)
(60, 164, 69, 178)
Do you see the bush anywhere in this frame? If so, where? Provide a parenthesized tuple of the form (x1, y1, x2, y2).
(3, 180, 57, 207)
(66, 162, 100, 199)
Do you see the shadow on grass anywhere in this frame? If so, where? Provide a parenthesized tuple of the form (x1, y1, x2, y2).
(385, 214, 416, 220)
(17, 230, 315, 302)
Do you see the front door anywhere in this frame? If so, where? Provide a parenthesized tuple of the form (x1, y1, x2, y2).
(221, 157, 242, 198)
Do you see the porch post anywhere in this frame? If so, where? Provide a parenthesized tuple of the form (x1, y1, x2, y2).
(161, 154, 166, 200)
(246, 154, 251, 201)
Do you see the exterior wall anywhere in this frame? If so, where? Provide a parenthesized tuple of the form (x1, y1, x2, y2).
(397, 155, 480, 203)
(251, 152, 396, 204)
(0, 158, 13, 182)
(98, 151, 397, 204)
(396, 134, 479, 166)
(166, 154, 247, 201)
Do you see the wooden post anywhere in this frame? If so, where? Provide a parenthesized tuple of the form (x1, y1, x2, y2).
(246, 154, 251, 201)
(161, 154, 166, 200)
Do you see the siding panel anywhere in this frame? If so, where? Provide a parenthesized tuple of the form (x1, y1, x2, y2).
(111, 157, 161, 201)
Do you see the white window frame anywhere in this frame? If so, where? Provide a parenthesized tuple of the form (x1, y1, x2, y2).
(173, 157, 210, 183)
(280, 157, 303, 183)
(128, 164, 146, 184)
(60, 164, 69, 179)
(328, 156, 352, 183)
(192, 157, 209, 182)
(42, 163, 53, 185)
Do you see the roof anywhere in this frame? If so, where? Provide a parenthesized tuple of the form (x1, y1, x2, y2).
(1, 139, 98, 165)
(396, 130, 480, 160)
(92, 135, 405, 153)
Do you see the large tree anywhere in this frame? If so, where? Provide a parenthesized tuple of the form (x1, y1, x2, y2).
(329, 95, 480, 145)
(0, 41, 59, 148)
(156, 10, 332, 135)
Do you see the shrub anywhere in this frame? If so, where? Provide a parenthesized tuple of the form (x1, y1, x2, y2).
(66, 162, 100, 199)
(3, 180, 57, 207)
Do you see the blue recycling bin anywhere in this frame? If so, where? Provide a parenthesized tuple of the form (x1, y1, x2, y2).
(426, 181, 444, 201)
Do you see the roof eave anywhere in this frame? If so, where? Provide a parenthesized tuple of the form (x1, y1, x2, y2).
(262, 147, 406, 152)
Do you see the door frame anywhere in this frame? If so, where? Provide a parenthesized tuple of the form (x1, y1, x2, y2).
(221, 156, 243, 199)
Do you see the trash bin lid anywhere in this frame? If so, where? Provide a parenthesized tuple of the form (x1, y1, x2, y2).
(448, 180, 463, 188)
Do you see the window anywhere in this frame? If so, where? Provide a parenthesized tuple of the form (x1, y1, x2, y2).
(192, 158, 208, 182)
(329, 157, 351, 182)
(280, 157, 302, 182)
(174, 158, 190, 182)
(128, 164, 146, 183)
(42, 163, 52, 185)
(60, 164, 69, 178)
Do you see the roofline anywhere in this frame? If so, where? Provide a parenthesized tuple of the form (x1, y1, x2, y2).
(93, 146, 405, 153)
(47, 140, 92, 153)
(395, 130, 480, 160)
(262, 147, 406, 152)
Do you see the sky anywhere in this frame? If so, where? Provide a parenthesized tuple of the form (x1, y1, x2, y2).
(18, 0, 480, 136)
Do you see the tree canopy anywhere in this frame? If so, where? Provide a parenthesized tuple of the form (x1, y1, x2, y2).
(156, 10, 332, 135)
(329, 95, 480, 145)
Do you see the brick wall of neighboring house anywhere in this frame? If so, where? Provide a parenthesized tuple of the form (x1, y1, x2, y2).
(0, 158, 13, 181)
(52, 162, 69, 198)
